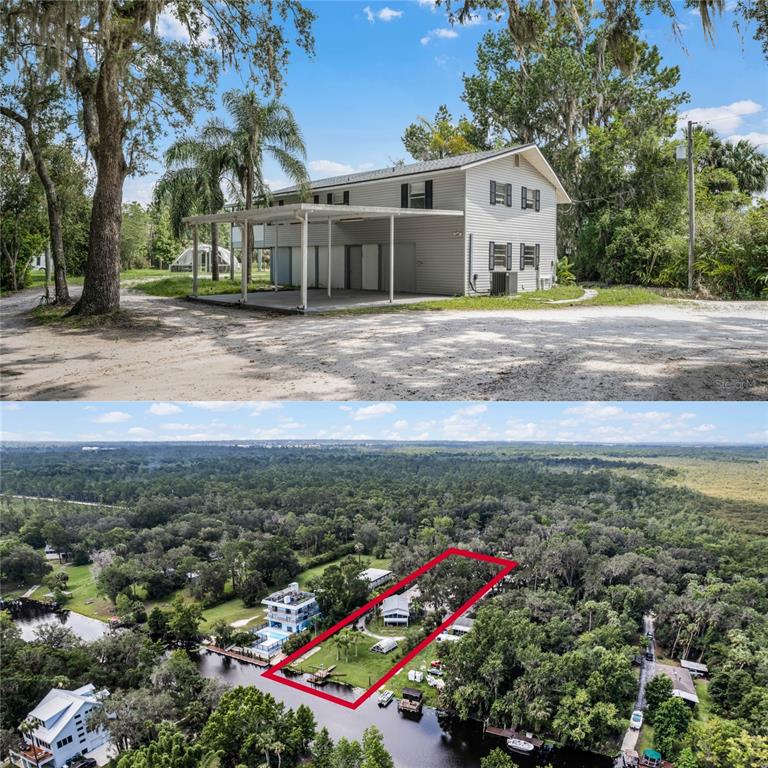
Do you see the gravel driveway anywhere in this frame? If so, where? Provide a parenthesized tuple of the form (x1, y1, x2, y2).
(1, 287, 766, 401)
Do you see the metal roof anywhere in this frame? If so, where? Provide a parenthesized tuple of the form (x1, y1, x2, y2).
(382, 594, 410, 614)
(273, 147, 528, 194)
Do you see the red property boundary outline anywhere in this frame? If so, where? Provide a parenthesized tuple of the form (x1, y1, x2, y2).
(262, 547, 517, 709)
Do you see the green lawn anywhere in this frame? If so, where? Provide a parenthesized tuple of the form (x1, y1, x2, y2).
(2, 269, 171, 297)
(33, 563, 114, 619)
(329, 285, 674, 315)
(131, 270, 272, 297)
(636, 723, 655, 753)
(366, 616, 412, 637)
(296, 555, 391, 589)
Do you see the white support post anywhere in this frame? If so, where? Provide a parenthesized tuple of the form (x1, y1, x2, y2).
(192, 225, 199, 297)
(230, 222, 235, 281)
(274, 223, 279, 290)
(389, 214, 394, 303)
(327, 218, 332, 297)
(241, 219, 249, 303)
(301, 212, 309, 310)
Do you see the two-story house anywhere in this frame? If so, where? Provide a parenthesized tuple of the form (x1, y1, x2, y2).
(10, 684, 111, 768)
(184, 144, 570, 310)
(262, 582, 320, 634)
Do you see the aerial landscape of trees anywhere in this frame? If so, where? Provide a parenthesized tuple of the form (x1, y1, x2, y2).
(1, 443, 766, 764)
(1, 0, 766, 305)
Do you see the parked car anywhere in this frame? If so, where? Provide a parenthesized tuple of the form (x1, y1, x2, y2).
(645, 649, 654, 661)
(630, 710, 644, 730)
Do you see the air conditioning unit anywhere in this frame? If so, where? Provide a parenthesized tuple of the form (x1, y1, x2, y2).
(491, 271, 517, 296)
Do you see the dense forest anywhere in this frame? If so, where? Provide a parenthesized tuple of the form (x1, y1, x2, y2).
(1, 443, 766, 765)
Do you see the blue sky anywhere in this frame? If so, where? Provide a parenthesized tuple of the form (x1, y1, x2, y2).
(125, 0, 768, 203)
(1, 401, 766, 444)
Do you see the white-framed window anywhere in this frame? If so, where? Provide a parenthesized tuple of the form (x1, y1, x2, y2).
(521, 186, 540, 211)
(490, 181, 512, 206)
(519, 243, 540, 270)
(408, 181, 426, 208)
(488, 241, 512, 271)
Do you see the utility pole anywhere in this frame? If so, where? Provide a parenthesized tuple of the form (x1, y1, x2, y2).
(687, 120, 695, 292)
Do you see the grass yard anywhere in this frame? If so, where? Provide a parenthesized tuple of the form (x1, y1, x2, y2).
(34, 563, 113, 619)
(367, 616, 412, 637)
(296, 555, 391, 589)
(299, 630, 406, 691)
(132, 270, 272, 297)
(330, 285, 673, 315)
(200, 599, 265, 631)
(636, 723, 655, 753)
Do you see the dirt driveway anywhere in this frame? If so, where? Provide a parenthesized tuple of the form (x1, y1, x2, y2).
(1, 287, 766, 401)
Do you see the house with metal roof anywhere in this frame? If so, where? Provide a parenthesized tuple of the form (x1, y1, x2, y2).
(652, 662, 700, 706)
(9, 684, 112, 768)
(381, 594, 411, 626)
(183, 144, 571, 312)
(359, 567, 393, 591)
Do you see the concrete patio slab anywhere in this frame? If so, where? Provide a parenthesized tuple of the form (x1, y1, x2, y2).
(187, 288, 449, 314)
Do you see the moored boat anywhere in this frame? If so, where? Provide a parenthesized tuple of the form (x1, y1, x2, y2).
(506, 737, 535, 754)
(378, 689, 394, 707)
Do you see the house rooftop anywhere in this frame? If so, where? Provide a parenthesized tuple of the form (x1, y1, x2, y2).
(359, 567, 392, 582)
(382, 594, 410, 613)
(27, 684, 108, 743)
(262, 582, 316, 606)
(680, 659, 709, 674)
(653, 663, 699, 704)
(273, 146, 529, 194)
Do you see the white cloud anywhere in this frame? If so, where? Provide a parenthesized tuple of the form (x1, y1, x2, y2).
(93, 411, 132, 424)
(310, 160, 356, 175)
(679, 100, 763, 134)
(156, 10, 212, 43)
(421, 27, 459, 44)
(353, 402, 397, 420)
(378, 7, 404, 21)
(160, 423, 197, 431)
(727, 131, 768, 151)
(127, 427, 154, 438)
(251, 402, 283, 417)
(123, 175, 156, 206)
(393, 419, 409, 430)
(415, 0, 437, 10)
(564, 403, 625, 419)
(364, 5, 404, 22)
(147, 402, 182, 416)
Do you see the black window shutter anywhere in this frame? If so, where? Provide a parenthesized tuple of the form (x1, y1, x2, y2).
(425, 180, 433, 209)
(343, 190, 350, 205)
(490, 180, 496, 205)
(519, 243, 525, 270)
(278, 200, 284, 206)
(401, 183, 409, 208)
(313, 194, 319, 204)
(535, 244, 540, 268)
(488, 241, 495, 271)
(505, 183, 512, 207)
(327, 192, 333, 204)
(521, 186, 527, 209)
(534, 190, 540, 212)
(506, 242, 513, 271)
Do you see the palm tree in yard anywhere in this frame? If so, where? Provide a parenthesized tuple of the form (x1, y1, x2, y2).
(156, 121, 234, 281)
(219, 89, 309, 279)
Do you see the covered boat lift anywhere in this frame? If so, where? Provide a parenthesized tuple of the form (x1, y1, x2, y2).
(181, 202, 464, 313)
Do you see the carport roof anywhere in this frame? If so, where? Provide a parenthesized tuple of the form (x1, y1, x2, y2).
(182, 202, 464, 226)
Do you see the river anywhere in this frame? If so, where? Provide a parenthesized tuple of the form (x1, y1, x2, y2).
(12, 603, 110, 642)
(197, 652, 613, 768)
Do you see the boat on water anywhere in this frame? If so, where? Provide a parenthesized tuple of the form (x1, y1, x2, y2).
(378, 689, 394, 707)
(506, 737, 535, 754)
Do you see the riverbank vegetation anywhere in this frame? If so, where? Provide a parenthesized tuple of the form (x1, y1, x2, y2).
(1, 442, 766, 765)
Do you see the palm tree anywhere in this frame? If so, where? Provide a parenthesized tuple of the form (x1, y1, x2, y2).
(19, 719, 41, 767)
(699, 128, 768, 195)
(156, 120, 234, 281)
(219, 89, 308, 279)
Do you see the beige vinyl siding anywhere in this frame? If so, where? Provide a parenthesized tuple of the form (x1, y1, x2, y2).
(464, 155, 558, 294)
(267, 171, 466, 295)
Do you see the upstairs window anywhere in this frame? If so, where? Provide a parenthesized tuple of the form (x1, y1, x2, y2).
(401, 180, 433, 209)
(521, 186, 540, 211)
(490, 181, 512, 206)
(326, 190, 350, 205)
(519, 243, 540, 270)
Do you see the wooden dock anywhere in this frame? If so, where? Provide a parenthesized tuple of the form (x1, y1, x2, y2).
(483, 724, 544, 748)
(203, 645, 269, 667)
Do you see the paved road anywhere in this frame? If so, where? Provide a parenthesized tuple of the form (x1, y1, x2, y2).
(2, 287, 766, 400)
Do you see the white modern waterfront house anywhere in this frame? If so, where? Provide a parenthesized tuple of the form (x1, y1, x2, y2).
(10, 684, 112, 768)
(359, 567, 393, 591)
(249, 582, 321, 660)
(381, 594, 411, 627)
(182, 144, 570, 312)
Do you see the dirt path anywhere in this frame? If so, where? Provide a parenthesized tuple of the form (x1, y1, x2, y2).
(1, 286, 766, 401)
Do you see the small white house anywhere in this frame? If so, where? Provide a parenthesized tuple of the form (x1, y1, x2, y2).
(170, 244, 235, 273)
(359, 567, 393, 591)
(10, 684, 111, 768)
(381, 594, 410, 627)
